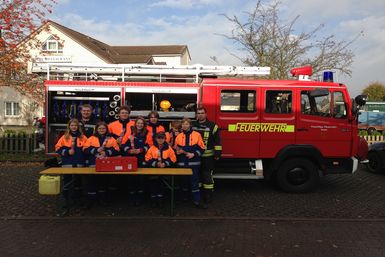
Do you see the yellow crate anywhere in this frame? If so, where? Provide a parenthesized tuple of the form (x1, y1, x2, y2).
(39, 175, 60, 195)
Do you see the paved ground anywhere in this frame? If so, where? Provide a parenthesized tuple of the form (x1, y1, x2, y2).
(1, 218, 385, 257)
(1, 162, 385, 256)
(1, 162, 385, 218)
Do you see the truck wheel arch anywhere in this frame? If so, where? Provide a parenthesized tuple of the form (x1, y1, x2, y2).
(276, 157, 320, 193)
(366, 151, 385, 173)
(265, 145, 324, 180)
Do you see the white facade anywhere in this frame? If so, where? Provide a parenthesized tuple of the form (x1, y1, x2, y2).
(28, 26, 108, 66)
(153, 54, 189, 66)
(0, 86, 44, 127)
(0, 22, 189, 128)
(0, 25, 109, 128)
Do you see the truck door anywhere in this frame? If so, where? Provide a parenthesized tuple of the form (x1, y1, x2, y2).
(215, 87, 260, 158)
(296, 89, 352, 157)
(259, 89, 296, 158)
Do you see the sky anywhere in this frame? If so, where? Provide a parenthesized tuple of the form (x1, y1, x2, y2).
(49, 0, 385, 96)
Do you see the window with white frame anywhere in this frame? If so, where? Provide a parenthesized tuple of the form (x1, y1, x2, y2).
(42, 36, 63, 53)
(5, 102, 20, 117)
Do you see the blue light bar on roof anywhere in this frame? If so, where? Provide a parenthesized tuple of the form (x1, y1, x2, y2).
(323, 71, 333, 82)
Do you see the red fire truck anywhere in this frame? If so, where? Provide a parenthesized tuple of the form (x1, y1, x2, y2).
(31, 63, 368, 192)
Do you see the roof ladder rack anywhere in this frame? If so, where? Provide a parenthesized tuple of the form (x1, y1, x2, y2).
(29, 63, 271, 82)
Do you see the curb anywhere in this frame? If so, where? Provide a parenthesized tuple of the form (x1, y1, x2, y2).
(3, 216, 385, 222)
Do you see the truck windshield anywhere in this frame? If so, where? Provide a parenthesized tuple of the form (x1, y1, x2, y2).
(301, 90, 347, 119)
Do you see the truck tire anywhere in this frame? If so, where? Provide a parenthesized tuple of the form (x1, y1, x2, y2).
(276, 158, 319, 193)
(366, 151, 384, 173)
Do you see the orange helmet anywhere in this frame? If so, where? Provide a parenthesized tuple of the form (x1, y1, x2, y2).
(160, 100, 171, 110)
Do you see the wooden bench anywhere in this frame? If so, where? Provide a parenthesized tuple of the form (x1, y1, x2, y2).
(40, 167, 192, 216)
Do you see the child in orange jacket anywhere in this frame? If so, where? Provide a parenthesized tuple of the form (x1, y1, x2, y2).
(175, 118, 205, 208)
(145, 131, 176, 207)
(83, 122, 120, 166)
(146, 111, 167, 146)
(55, 119, 88, 167)
(55, 119, 88, 207)
(83, 121, 119, 207)
(166, 120, 182, 148)
(108, 105, 135, 146)
(121, 117, 149, 205)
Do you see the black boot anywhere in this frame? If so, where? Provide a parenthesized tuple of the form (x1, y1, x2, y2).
(156, 195, 164, 208)
(150, 195, 157, 208)
(62, 189, 70, 209)
(128, 191, 135, 206)
(193, 201, 208, 209)
(182, 188, 190, 202)
(84, 193, 97, 209)
(207, 190, 213, 203)
(98, 191, 108, 206)
(203, 189, 213, 204)
(135, 191, 144, 206)
(73, 188, 83, 207)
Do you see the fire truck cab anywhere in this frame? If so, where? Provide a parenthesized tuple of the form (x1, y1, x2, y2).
(32, 63, 368, 193)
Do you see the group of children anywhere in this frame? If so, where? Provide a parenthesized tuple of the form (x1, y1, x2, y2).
(55, 106, 206, 209)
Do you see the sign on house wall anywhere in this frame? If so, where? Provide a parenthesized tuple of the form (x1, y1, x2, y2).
(34, 56, 72, 63)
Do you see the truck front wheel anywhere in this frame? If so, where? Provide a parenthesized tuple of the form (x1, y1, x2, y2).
(276, 158, 319, 193)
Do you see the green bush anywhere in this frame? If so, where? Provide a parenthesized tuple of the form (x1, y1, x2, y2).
(0, 153, 50, 162)
(359, 130, 368, 136)
(1, 129, 34, 137)
(3, 129, 16, 135)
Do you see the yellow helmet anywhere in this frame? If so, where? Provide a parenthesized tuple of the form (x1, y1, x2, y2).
(160, 100, 171, 110)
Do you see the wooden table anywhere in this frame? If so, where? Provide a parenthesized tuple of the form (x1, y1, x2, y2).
(40, 167, 192, 216)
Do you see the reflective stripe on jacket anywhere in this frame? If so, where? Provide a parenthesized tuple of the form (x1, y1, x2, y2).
(192, 120, 222, 157)
(108, 120, 135, 139)
(55, 135, 87, 166)
(145, 143, 176, 167)
(146, 123, 165, 146)
(83, 135, 120, 166)
(175, 130, 205, 167)
(120, 132, 149, 167)
(78, 116, 98, 138)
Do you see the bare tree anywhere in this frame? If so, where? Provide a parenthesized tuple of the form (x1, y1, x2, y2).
(21, 101, 41, 130)
(220, 0, 358, 79)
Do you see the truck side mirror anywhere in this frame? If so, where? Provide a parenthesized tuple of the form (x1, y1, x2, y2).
(355, 95, 367, 106)
(352, 95, 367, 116)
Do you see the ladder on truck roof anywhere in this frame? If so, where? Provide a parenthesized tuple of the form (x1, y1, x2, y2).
(29, 63, 270, 83)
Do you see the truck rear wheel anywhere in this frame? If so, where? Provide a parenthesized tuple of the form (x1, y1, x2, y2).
(366, 151, 384, 173)
(276, 158, 319, 193)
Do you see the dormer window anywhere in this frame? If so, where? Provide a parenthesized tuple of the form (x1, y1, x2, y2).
(42, 36, 63, 53)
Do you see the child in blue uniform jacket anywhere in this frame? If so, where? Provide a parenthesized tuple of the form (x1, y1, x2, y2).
(121, 116, 149, 205)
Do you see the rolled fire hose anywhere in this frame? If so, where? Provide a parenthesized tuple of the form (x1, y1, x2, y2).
(110, 101, 117, 108)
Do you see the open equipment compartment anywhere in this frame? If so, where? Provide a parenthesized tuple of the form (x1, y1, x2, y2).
(46, 84, 122, 153)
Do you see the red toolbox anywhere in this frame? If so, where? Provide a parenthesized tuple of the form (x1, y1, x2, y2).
(96, 156, 138, 172)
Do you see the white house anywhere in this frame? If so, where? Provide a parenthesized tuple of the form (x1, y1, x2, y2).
(0, 20, 191, 128)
